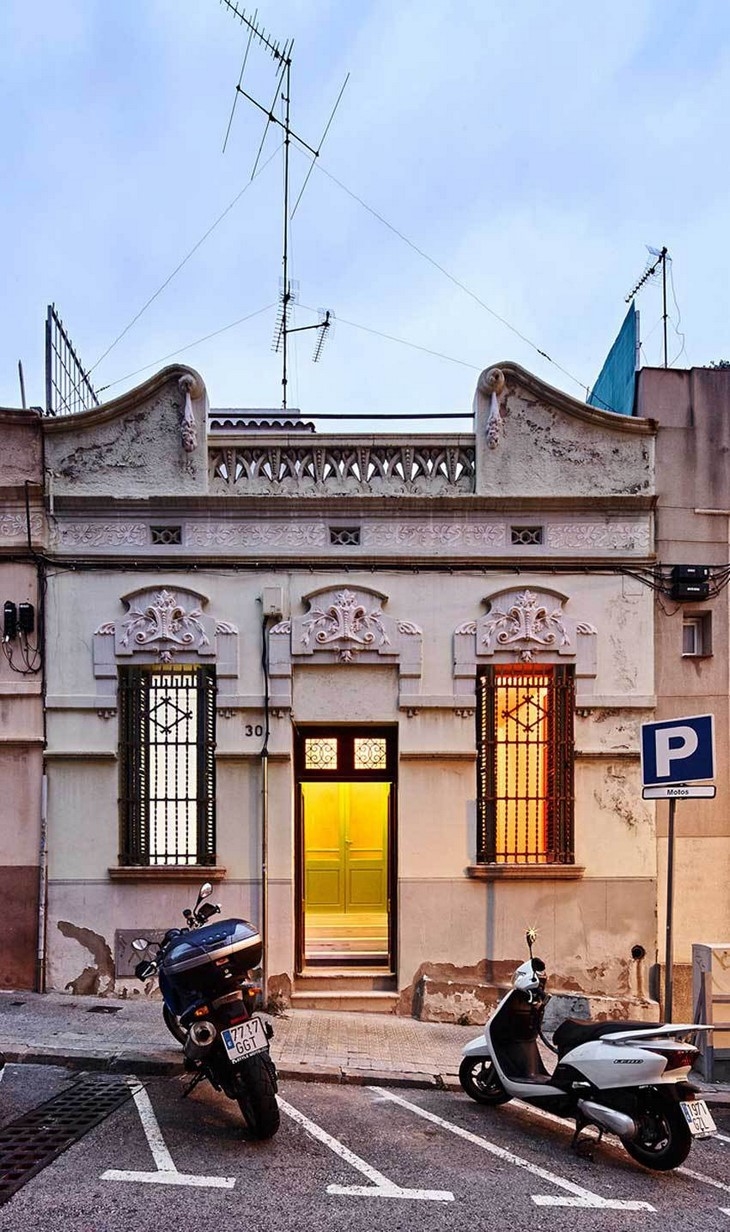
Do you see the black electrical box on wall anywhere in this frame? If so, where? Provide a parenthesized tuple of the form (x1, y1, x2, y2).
(18, 603, 35, 634)
(669, 565, 711, 601)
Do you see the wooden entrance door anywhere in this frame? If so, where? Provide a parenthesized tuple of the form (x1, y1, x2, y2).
(296, 727, 396, 969)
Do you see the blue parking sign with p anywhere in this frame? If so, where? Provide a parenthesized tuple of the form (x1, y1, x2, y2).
(641, 714, 715, 787)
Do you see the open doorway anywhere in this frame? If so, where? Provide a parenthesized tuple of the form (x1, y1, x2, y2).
(295, 727, 396, 971)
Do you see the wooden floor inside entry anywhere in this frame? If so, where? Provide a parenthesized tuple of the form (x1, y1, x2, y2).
(305, 910, 389, 965)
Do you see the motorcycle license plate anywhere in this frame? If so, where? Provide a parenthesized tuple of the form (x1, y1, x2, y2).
(221, 1016, 268, 1064)
(680, 1099, 716, 1138)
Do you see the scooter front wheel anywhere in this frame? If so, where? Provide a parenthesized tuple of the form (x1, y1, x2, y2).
(622, 1095, 692, 1171)
(459, 1057, 511, 1105)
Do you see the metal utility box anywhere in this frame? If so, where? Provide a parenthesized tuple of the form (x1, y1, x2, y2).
(692, 943, 730, 1080)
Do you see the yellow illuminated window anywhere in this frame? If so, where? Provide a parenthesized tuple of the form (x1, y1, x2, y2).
(477, 666, 574, 865)
(354, 737, 387, 770)
(304, 737, 338, 771)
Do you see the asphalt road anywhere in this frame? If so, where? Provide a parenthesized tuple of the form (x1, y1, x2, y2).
(0, 1064, 728, 1232)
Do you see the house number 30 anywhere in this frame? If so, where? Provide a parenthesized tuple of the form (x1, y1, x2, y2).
(245, 723, 264, 737)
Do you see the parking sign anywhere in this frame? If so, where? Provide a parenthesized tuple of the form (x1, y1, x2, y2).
(640, 714, 714, 788)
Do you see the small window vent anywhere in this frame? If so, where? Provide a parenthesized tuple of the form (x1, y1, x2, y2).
(329, 526, 361, 547)
(150, 526, 182, 546)
(511, 525, 543, 546)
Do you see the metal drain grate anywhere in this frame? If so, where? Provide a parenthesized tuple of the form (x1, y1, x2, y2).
(0, 1075, 133, 1205)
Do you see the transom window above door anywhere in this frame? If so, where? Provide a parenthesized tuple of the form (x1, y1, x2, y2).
(296, 727, 396, 779)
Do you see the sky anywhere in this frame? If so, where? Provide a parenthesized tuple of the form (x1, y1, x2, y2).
(2, 0, 730, 427)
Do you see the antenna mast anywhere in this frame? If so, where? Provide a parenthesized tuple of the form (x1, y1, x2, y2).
(220, 0, 345, 408)
(625, 245, 669, 368)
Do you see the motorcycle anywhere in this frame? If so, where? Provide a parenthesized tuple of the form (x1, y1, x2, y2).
(459, 929, 716, 1171)
(132, 882, 280, 1140)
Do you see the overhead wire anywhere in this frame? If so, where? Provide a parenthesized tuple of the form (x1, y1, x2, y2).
(97, 304, 275, 393)
(89, 143, 283, 376)
(302, 153, 592, 396)
(297, 302, 480, 371)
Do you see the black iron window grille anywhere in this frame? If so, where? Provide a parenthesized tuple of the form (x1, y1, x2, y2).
(119, 666, 216, 866)
(476, 665, 574, 864)
(329, 526, 361, 546)
(510, 525, 543, 545)
(150, 525, 182, 546)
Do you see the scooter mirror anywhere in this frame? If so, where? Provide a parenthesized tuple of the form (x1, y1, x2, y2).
(199, 882, 213, 901)
(131, 938, 150, 952)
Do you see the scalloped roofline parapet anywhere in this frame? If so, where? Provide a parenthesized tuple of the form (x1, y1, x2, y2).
(41, 364, 206, 434)
(479, 362, 656, 436)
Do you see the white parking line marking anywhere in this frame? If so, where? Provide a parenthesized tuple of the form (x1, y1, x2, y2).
(277, 1095, 453, 1201)
(101, 1079, 235, 1189)
(679, 1167, 730, 1196)
(514, 1094, 730, 1200)
(372, 1087, 655, 1211)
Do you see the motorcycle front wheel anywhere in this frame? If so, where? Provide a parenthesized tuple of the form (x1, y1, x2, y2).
(622, 1096, 692, 1171)
(459, 1056, 511, 1105)
(233, 1053, 280, 1139)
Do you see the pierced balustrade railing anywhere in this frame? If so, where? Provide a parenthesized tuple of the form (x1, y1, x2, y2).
(209, 436, 475, 495)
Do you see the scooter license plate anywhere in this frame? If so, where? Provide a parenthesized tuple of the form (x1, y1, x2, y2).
(221, 1016, 268, 1064)
(680, 1099, 716, 1138)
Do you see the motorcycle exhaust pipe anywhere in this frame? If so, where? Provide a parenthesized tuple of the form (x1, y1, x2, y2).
(577, 1099, 637, 1140)
(184, 1019, 217, 1061)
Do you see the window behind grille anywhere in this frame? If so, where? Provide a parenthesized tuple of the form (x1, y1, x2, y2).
(476, 665, 574, 864)
(119, 665, 216, 865)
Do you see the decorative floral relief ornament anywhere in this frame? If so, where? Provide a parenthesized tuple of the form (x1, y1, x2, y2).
(95, 587, 236, 664)
(455, 587, 597, 666)
(302, 589, 391, 662)
(479, 367, 506, 450)
(178, 374, 198, 453)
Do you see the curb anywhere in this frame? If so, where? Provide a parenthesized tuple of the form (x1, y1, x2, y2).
(0, 1047, 458, 1091)
(2, 1048, 729, 1107)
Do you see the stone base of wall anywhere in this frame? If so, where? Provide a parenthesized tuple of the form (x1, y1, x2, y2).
(410, 973, 659, 1028)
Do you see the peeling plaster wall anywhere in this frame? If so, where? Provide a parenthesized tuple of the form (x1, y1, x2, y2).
(43, 367, 208, 498)
(474, 365, 654, 498)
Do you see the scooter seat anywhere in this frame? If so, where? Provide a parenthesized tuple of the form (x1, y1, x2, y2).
(553, 1018, 659, 1058)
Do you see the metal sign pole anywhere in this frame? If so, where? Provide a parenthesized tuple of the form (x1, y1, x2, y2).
(664, 796, 677, 1021)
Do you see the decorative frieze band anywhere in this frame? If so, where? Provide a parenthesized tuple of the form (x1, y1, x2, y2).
(45, 517, 651, 556)
(0, 513, 44, 540)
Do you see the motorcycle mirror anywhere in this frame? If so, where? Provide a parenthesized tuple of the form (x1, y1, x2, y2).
(199, 882, 213, 900)
(131, 938, 150, 952)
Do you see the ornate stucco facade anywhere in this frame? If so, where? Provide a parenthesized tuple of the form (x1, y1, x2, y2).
(27, 361, 659, 1019)
(1, 360, 682, 1022)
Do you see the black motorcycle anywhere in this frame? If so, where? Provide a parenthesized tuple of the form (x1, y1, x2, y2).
(132, 882, 280, 1139)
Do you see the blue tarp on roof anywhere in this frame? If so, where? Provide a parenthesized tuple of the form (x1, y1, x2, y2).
(588, 303, 639, 416)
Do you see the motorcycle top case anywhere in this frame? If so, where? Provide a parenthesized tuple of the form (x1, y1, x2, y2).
(160, 917, 262, 996)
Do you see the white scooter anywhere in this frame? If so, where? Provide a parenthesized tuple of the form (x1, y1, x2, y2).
(460, 930, 716, 1171)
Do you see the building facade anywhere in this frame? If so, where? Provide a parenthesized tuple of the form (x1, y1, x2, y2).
(637, 367, 730, 1018)
(0, 406, 44, 989)
(19, 359, 663, 1020)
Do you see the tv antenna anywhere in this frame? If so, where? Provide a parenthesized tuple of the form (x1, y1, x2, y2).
(220, 0, 347, 408)
(625, 245, 669, 368)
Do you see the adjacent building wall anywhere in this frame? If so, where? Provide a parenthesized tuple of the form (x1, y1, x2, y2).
(0, 408, 44, 989)
(637, 368, 730, 1015)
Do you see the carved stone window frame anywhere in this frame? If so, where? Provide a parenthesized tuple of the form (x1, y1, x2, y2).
(454, 585, 597, 706)
(92, 585, 239, 712)
(267, 584, 422, 709)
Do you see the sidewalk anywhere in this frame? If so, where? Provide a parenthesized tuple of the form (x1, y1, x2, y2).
(1, 989, 728, 1106)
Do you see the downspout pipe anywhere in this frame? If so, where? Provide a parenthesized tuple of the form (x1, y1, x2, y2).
(260, 611, 271, 1009)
